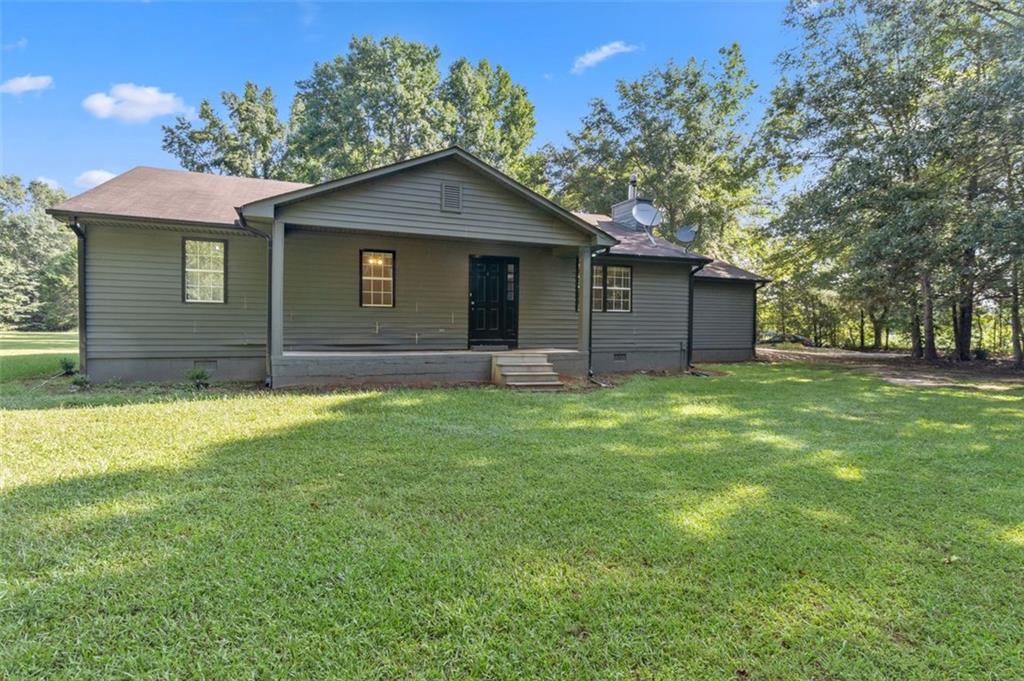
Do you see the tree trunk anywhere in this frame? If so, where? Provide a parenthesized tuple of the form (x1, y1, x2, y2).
(885, 327, 890, 351)
(921, 270, 937, 360)
(859, 309, 865, 350)
(957, 294, 975, 361)
(779, 284, 787, 337)
(1012, 262, 1023, 369)
(868, 307, 886, 350)
(911, 310, 923, 359)
(952, 302, 961, 359)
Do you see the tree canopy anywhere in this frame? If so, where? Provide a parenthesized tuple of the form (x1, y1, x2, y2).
(163, 35, 538, 186)
(544, 44, 768, 254)
(0, 178, 75, 329)
(759, 0, 1023, 364)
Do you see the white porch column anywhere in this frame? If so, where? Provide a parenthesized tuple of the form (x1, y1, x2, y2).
(578, 245, 592, 353)
(270, 220, 285, 360)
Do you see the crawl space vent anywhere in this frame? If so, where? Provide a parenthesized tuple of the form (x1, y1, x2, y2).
(440, 183, 463, 213)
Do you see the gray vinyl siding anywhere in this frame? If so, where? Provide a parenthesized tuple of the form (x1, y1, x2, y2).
(84, 223, 267, 360)
(283, 229, 577, 350)
(591, 258, 690, 362)
(279, 158, 586, 246)
(692, 279, 755, 358)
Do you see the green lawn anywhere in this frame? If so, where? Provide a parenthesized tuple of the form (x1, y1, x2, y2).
(0, 330, 78, 381)
(2, 334, 1023, 678)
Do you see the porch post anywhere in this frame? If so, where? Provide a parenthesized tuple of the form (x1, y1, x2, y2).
(578, 245, 592, 354)
(270, 220, 285, 361)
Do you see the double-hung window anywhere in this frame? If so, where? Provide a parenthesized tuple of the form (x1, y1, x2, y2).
(591, 264, 632, 312)
(360, 250, 395, 307)
(183, 238, 226, 303)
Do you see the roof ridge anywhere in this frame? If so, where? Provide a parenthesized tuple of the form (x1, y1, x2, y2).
(129, 165, 310, 185)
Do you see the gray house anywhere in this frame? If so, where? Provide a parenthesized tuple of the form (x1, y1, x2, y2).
(48, 147, 766, 388)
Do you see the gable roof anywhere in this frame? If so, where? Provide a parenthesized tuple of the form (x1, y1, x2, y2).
(240, 146, 616, 246)
(48, 167, 308, 227)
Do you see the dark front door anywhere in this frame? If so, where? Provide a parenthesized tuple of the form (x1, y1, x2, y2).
(468, 256, 519, 347)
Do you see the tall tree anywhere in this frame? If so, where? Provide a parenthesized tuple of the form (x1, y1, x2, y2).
(546, 44, 765, 252)
(0, 178, 74, 329)
(168, 37, 540, 186)
(288, 35, 446, 181)
(162, 82, 288, 179)
(765, 0, 955, 358)
(438, 58, 537, 182)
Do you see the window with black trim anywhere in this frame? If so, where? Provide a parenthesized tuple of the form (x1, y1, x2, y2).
(591, 264, 632, 312)
(360, 250, 394, 307)
(183, 238, 226, 303)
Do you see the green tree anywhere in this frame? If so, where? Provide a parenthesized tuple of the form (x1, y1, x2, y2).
(289, 35, 446, 181)
(764, 0, 957, 358)
(289, 36, 538, 184)
(0, 177, 74, 329)
(162, 81, 288, 179)
(545, 44, 766, 253)
(438, 58, 536, 182)
(166, 37, 539, 187)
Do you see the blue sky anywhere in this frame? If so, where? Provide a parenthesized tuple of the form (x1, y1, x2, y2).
(2, 1, 793, 194)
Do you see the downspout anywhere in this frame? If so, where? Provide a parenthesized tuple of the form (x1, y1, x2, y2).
(235, 208, 273, 385)
(686, 262, 707, 369)
(68, 219, 87, 376)
(588, 245, 611, 377)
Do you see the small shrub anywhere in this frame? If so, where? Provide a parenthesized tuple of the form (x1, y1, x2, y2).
(186, 367, 211, 389)
(974, 347, 989, 361)
(59, 356, 76, 375)
(70, 374, 90, 390)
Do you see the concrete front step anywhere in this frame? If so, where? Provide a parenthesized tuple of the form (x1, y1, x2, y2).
(491, 352, 565, 389)
(502, 370, 560, 381)
(494, 355, 549, 365)
(498, 364, 555, 373)
(506, 381, 564, 390)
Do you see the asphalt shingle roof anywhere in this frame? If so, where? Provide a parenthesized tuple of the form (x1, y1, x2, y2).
(573, 212, 767, 282)
(50, 167, 309, 227)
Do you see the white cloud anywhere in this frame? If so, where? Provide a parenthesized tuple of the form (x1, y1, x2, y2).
(570, 41, 639, 75)
(75, 170, 116, 189)
(3, 38, 28, 51)
(34, 176, 61, 190)
(82, 83, 190, 123)
(0, 74, 53, 95)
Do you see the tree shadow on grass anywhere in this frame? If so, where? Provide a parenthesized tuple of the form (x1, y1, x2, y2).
(2, 364, 1023, 678)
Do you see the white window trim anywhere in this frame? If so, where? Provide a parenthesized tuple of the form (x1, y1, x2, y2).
(360, 250, 395, 308)
(604, 265, 632, 313)
(183, 238, 226, 304)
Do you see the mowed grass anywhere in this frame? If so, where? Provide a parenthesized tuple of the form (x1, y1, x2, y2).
(0, 330, 78, 381)
(2, 337, 1023, 678)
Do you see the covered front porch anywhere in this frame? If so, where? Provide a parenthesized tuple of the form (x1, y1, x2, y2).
(266, 226, 596, 386)
(237, 148, 613, 387)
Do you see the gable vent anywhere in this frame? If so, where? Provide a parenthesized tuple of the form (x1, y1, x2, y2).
(440, 182, 463, 213)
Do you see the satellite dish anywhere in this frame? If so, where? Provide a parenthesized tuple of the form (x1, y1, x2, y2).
(631, 201, 663, 228)
(631, 201, 663, 246)
(675, 225, 698, 245)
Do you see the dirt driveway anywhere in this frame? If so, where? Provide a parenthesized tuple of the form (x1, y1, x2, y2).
(755, 346, 1024, 391)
